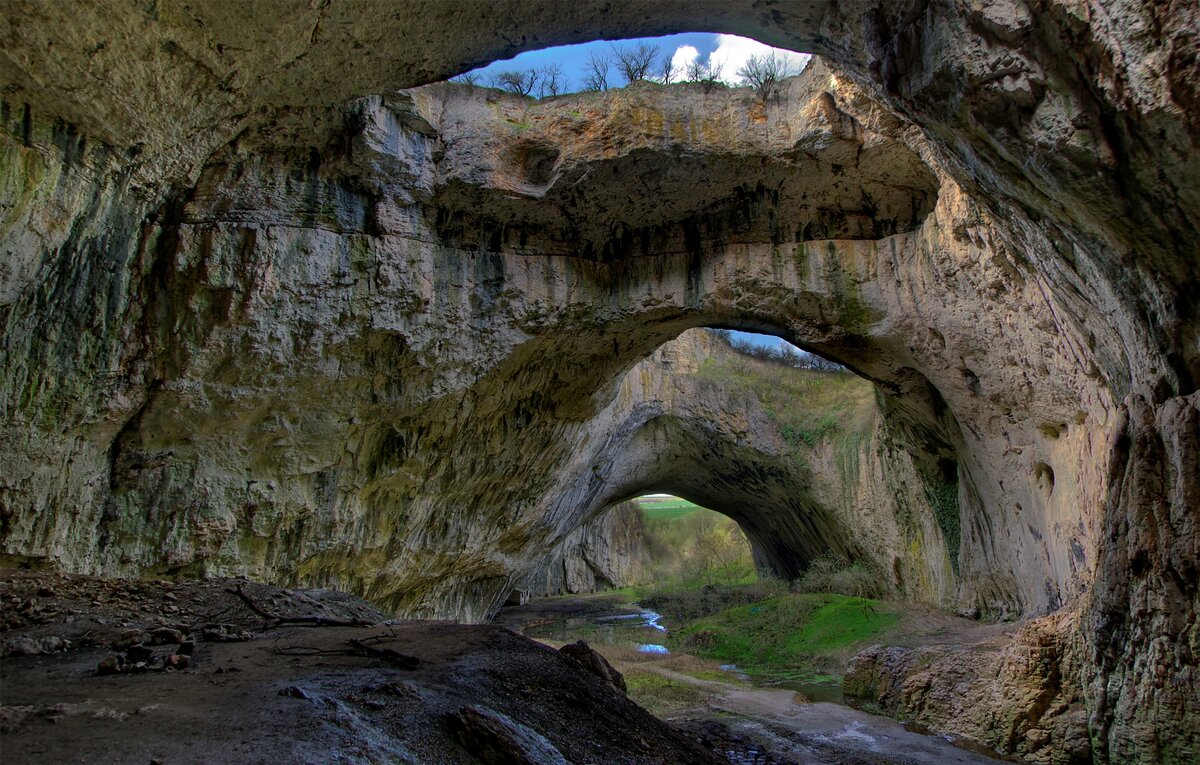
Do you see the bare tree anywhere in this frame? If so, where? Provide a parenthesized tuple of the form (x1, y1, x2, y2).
(737, 52, 797, 102)
(657, 53, 677, 85)
(611, 41, 659, 84)
(452, 71, 481, 88)
(806, 353, 845, 372)
(491, 69, 539, 97)
(686, 57, 725, 92)
(536, 63, 564, 98)
(581, 51, 612, 91)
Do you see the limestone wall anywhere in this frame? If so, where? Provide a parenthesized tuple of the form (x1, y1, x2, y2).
(1, 2, 1197, 759)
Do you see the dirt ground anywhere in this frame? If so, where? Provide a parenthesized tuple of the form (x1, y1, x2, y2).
(1, 571, 723, 764)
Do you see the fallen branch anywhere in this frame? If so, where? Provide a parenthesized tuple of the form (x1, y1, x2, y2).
(268, 639, 421, 669)
(228, 585, 274, 620)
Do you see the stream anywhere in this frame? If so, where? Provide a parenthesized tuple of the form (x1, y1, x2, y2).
(496, 594, 1017, 765)
(500, 598, 844, 701)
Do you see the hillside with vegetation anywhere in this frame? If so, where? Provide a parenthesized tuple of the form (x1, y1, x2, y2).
(696, 332, 876, 465)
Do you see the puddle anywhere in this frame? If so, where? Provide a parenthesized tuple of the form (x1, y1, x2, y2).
(902, 721, 1022, 762)
(637, 644, 670, 654)
(510, 600, 848, 701)
(595, 609, 667, 632)
(766, 676, 844, 704)
(501, 597, 1015, 764)
(510, 603, 670, 650)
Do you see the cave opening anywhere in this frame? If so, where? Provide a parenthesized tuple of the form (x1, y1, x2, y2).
(500, 321, 965, 711)
(628, 493, 757, 590)
(4, 3, 1196, 761)
(444, 33, 812, 97)
(515, 318, 963, 608)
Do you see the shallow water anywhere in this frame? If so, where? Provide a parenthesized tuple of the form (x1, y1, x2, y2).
(516, 605, 669, 648)
(718, 663, 844, 703)
(501, 596, 1013, 764)
(511, 600, 844, 700)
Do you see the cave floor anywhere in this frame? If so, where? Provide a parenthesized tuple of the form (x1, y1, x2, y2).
(3, 572, 1013, 764)
(498, 593, 1021, 765)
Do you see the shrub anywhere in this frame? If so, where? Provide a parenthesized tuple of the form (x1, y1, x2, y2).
(792, 556, 890, 599)
(685, 58, 725, 92)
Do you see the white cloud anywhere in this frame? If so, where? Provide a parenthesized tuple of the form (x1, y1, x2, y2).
(707, 34, 811, 85)
(669, 44, 700, 79)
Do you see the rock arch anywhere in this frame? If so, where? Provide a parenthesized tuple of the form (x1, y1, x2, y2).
(543, 328, 957, 597)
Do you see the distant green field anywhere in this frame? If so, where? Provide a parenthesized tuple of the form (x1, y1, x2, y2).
(634, 495, 703, 521)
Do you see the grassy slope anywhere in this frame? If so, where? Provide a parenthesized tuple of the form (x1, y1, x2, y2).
(670, 593, 898, 679)
(634, 496, 703, 521)
(693, 345, 875, 460)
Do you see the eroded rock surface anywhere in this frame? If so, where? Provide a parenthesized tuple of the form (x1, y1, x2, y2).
(522, 500, 650, 597)
(0, 572, 722, 765)
(845, 612, 1092, 764)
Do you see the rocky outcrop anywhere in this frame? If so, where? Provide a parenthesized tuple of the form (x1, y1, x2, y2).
(0, 572, 721, 765)
(845, 612, 1092, 764)
(1, 2, 1197, 762)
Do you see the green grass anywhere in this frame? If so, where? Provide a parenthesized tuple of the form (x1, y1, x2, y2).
(624, 669, 709, 716)
(634, 496, 703, 521)
(670, 593, 897, 678)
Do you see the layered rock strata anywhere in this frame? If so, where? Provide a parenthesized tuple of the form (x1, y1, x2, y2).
(845, 612, 1092, 765)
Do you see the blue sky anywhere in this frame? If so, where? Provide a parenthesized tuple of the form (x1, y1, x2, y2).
(466, 33, 811, 92)
(728, 330, 794, 351)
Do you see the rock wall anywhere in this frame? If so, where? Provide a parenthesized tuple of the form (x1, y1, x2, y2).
(1, 2, 1197, 761)
(4, 67, 988, 615)
(520, 501, 648, 597)
(845, 611, 1092, 765)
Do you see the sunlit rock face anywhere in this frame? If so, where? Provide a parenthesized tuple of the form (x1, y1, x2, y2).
(0, 1, 1197, 761)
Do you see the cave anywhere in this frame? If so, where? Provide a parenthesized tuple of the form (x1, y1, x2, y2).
(1, 2, 1197, 764)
